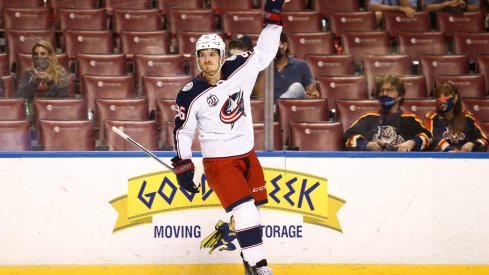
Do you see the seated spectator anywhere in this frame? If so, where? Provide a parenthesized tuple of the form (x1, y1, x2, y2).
(16, 40, 69, 101)
(482, 0, 489, 30)
(252, 32, 320, 101)
(343, 74, 431, 151)
(368, 0, 418, 26)
(228, 34, 254, 57)
(424, 82, 488, 152)
(423, 0, 480, 12)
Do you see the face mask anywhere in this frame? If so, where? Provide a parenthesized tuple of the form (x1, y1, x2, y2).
(33, 56, 50, 70)
(436, 96, 454, 113)
(274, 47, 284, 61)
(379, 95, 397, 112)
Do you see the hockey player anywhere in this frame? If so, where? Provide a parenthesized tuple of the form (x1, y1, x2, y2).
(170, 0, 289, 274)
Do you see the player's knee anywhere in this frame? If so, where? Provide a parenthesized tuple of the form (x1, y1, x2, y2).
(232, 200, 260, 230)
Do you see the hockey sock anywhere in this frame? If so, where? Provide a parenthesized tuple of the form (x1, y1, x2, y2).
(233, 200, 266, 266)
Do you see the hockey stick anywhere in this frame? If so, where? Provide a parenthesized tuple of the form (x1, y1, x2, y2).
(111, 126, 173, 170)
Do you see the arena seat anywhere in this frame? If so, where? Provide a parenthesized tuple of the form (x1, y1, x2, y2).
(38, 119, 95, 151)
(63, 30, 114, 63)
(402, 98, 436, 120)
(209, 0, 254, 14)
(1, 75, 14, 97)
(155, 98, 177, 149)
(286, 32, 335, 60)
(0, 53, 8, 76)
(398, 75, 429, 98)
(155, 0, 204, 16)
(250, 99, 264, 122)
(462, 97, 489, 123)
(142, 75, 193, 112)
(102, 120, 158, 151)
(253, 122, 282, 151)
(305, 54, 355, 78)
(6, 30, 55, 73)
(419, 54, 469, 96)
(341, 31, 391, 65)
(329, 11, 377, 38)
(103, 0, 152, 16)
(167, 9, 217, 36)
(436, 12, 485, 39)
(94, 98, 149, 135)
(434, 74, 486, 98)
(17, 53, 69, 78)
(311, 0, 360, 17)
(282, 11, 323, 33)
(0, 0, 44, 8)
(57, 8, 107, 32)
(33, 98, 87, 133)
(2, 8, 51, 31)
(383, 11, 431, 39)
(0, 98, 26, 120)
(120, 30, 171, 60)
(335, 99, 378, 131)
(362, 54, 412, 97)
(289, 121, 343, 151)
(48, 0, 98, 10)
(453, 32, 489, 63)
(276, 98, 329, 145)
(221, 10, 262, 38)
(112, 9, 163, 49)
(134, 54, 187, 94)
(476, 54, 489, 95)
(75, 53, 127, 81)
(81, 74, 135, 113)
(316, 75, 368, 111)
(0, 120, 31, 151)
(398, 31, 448, 63)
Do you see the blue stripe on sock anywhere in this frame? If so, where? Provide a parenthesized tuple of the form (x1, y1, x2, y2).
(236, 226, 262, 249)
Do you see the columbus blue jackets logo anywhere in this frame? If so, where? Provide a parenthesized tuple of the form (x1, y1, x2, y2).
(220, 90, 245, 127)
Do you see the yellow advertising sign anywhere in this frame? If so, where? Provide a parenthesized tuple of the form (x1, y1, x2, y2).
(110, 168, 345, 233)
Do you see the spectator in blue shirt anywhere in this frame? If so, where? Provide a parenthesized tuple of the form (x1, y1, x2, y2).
(369, 0, 418, 26)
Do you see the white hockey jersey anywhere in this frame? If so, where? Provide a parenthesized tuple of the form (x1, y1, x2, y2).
(174, 24, 282, 160)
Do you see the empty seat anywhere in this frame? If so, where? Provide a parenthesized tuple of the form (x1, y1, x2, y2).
(436, 12, 485, 39)
(168, 9, 217, 36)
(453, 32, 489, 63)
(383, 11, 431, 39)
(253, 122, 282, 151)
(120, 30, 171, 60)
(81, 74, 136, 113)
(2, 8, 51, 30)
(38, 119, 95, 151)
(316, 75, 368, 111)
(177, 31, 224, 56)
(286, 32, 335, 60)
(289, 121, 343, 151)
(0, 120, 31, 151)
(221, 10, 262, 37)
(398, 75, 429, 98)
(305, 54, 355, 78)
(33, 98, 87, 133)
(0, 98, 26, 120)
(142, 75, 193, 112)
(94, 98, 149, 131)
(462, 97, 489, 123)
(102, 120, 158, 151)
(434, 74, 486, 98)
(311, 0, 360, 17)
(398, 32, 448, 63)
(6, 30, 56, 73)
(362, 54, 412, 97)
(75, 53, 127, 81)
(1, 75, 15, 97)
(209, 0, 254, 14)
(155, 0, 204, 15)
(250, 99, 264, 122)
(112, 9, 163, 48)
(335, 99, 378, 130)
(0, 0, 44, 8)
(155, 98, 177, 149)
(57, 9, 107, 32)
(419, 54, 469, 96)
(63, 30, 114, 62)
(476, 54, 489, 95)
(402, 98, 436, 120)
(276, 98, 329, 145)
(341, 31, 391, 65)
(103, 0, 152, 16)
(329, 11, 377, 38)
(17, 53, 69, 78)
(48, 0, 99, 10)
(282, 11, 323, 33)
(134, 54, 187, 93)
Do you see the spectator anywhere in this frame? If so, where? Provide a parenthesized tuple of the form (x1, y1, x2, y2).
(481, 0, 489, 30)
(423, 0, 480, 12)
(228, 34, 254, 57)
(252, 32, 320, 101)
(424, 82, 488, 152)
(368, 0, 418, 26)
(343, 74, 431, 151)
(16, 40, 69, 101)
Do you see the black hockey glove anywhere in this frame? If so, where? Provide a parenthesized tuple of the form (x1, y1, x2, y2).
(171, 157, 200, 193)
(263, 0, 286, 25)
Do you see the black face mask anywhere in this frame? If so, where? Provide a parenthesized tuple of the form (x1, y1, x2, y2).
(274, 47, 284, 61)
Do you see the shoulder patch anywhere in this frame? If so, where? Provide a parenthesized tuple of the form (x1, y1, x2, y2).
(182, 82, 193, 92)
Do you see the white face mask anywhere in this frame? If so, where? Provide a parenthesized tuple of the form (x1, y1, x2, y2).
(229, 49, 245, 56)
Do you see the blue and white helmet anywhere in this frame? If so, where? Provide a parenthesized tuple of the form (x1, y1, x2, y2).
(195, 34, 226, 58)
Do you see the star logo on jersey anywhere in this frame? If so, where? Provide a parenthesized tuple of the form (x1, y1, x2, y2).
(220, 90, 245, 128)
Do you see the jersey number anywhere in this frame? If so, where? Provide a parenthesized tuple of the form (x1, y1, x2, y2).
(176, 105, 186, 120)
